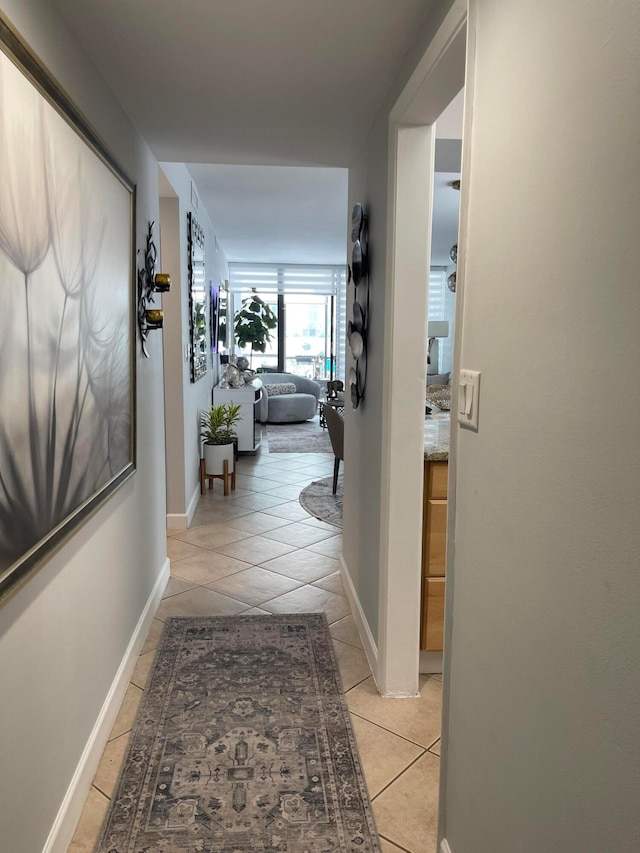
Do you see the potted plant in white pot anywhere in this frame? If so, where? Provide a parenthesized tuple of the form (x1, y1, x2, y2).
(200, 402, 242, 476)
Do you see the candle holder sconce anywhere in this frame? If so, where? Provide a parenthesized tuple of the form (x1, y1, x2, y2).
(137, 221, 171, 357)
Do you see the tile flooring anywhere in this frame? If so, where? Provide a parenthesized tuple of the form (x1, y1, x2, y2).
(68, 444, 442, 852)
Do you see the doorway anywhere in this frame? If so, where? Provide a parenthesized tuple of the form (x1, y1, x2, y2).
(377, 4, 467, 694)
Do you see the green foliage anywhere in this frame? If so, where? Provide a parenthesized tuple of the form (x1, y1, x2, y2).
(199, 403, 242, 445)
(233, 289, 277, 353)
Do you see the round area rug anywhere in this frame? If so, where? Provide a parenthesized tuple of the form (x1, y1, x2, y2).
(299, 476, 343, 528)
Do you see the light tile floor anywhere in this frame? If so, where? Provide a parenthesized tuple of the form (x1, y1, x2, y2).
(68, 444, 442, 852)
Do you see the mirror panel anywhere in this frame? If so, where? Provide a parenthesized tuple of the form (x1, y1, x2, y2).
(188, 212, 207, 382)
(217, 279, 229, 352)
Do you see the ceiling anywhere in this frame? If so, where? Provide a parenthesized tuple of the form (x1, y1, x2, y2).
(57, 0, 457, 266)
(186, 164, 348, 264)
(56, 0, 436, 167)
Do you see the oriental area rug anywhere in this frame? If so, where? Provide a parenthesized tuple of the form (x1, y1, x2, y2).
(96, 615, 380, 853)
(299, 476, 343, 529)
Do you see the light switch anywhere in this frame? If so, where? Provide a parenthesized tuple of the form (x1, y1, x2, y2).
(457, 370, 480, 430)
(458, 384, 467, 415)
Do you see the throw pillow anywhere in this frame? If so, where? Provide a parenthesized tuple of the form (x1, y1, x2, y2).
(264, 382, 297, 396)
(425, 384, 452, 410)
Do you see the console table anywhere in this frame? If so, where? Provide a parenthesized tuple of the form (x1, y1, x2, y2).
(212, 379, 263, 452)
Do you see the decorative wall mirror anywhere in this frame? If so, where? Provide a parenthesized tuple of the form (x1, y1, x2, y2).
(218, 278, 229, 352)
(188, 212, 207, 382)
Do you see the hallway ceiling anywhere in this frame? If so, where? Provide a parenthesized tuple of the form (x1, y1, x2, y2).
(56, 0, 436, 167)
(185, 164, 348, 264)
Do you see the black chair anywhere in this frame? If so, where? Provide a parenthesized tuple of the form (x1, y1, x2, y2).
(321, 403, 344, 494)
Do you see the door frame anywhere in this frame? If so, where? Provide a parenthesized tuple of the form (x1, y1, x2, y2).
(377, 0, 467, 694)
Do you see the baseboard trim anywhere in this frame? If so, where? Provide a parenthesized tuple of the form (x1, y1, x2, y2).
(43, 558, 170, 853)
(166, 512, 188, 530)
(186, 481, 200, 526)
(440, 840, 452, 853)
(167, 482, 201, 531)
(340, 555, 379, 686)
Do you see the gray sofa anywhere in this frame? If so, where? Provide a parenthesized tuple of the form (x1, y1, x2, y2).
(257, 373, 321, 423)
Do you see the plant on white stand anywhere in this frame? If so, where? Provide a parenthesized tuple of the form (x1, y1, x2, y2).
(200, 403, 242, 476)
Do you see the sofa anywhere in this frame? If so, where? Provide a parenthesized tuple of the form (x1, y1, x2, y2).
(257, 373, 321, 423)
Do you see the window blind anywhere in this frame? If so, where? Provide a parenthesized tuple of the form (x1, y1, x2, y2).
(229, 263, 346, 296)
(229, 263, 347, 381)
(428, 269, 446, 321)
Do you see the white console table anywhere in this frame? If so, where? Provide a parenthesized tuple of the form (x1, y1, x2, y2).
(212, 379, 263, 452)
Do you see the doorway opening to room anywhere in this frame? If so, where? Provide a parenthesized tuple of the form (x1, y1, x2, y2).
(377, 4, 467, 698)
(420, 91, 463, 671)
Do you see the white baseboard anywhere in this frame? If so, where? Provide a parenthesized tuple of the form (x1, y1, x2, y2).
(43, 559, 170, 853)
(340, 555, 379, 685)
(166, 513, 188, 530)
(166, 481, 201, 530)
(440, 840, 452, 853)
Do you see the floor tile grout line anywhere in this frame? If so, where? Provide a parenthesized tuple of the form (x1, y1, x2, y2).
(160, 578, 351, 623)
(346, 709, 438, 752)
(369, 749, 429, 803)
(342, 672, 372, 693)
(378, 832, 414, 853)
(92, 781, 113, 801)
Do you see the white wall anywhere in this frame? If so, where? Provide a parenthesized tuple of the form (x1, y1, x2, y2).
(159, 163, 229, 528)
(0, 2, 168, 851)
(343, 0, 459, 672)
(441, 1, 640, 850)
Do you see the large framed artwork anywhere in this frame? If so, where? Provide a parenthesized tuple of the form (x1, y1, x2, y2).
(0, 16, 136, 602)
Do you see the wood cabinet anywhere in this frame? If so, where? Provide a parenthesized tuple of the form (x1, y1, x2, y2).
(212, 380, 263, 452)
(420, 459, 448, 650)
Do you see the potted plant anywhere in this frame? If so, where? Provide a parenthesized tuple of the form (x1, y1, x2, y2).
(200, 402, 242, 476)
(233, 289, 277, 367)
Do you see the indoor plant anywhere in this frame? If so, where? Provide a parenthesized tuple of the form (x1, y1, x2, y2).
(233, 288, 277, 366)
(199, 402, 242, 475)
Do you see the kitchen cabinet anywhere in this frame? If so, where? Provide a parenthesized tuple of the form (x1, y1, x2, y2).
(420, 459, 448, 650)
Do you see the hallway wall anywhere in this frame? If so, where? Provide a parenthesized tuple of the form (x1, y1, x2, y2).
(343, 0, 457, 661)
(0, 2, 168, 851)
(159, 164, 228, 527)
(441, 0, 640, 850)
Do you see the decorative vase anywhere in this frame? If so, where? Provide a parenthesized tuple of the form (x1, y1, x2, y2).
(203, 442, 234, 476)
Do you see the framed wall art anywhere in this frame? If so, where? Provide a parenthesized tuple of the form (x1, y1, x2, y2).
(0, 15, 136, 602)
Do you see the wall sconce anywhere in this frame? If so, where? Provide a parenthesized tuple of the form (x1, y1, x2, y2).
(137, 221, 171, 358)
(427, 320, 449, 374)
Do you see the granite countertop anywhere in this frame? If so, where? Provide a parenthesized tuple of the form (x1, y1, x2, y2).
(424, 411, 450, 461)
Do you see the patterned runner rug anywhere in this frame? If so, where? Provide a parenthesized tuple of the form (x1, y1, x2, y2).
(96, 615, 380, 853)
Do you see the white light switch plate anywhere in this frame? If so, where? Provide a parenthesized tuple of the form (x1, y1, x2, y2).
(458, 370, 481, 430)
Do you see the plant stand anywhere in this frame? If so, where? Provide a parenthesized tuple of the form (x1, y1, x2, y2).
(200, 457, 236, 497)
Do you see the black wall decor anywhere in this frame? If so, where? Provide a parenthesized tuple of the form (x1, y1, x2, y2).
(348, 203, 369, 409)
(138, 221, 171, 357)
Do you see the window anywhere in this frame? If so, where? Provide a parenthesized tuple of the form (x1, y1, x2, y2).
(229, 263, 347, 380)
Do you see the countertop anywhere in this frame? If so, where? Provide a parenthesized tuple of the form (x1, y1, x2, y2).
(424, 411, 450, 461)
